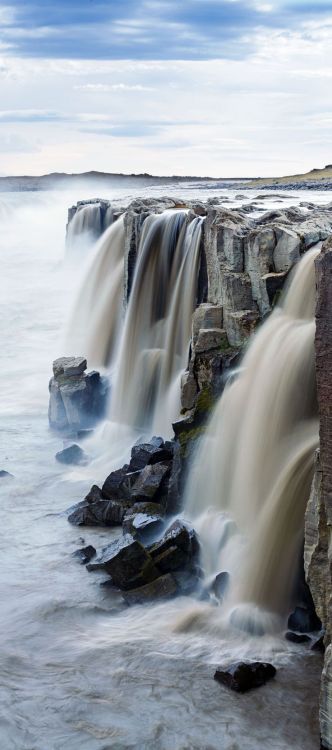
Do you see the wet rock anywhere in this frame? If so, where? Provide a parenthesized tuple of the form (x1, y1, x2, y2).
(223, 309, 260, 347)
(173, 568, 201, 595)
(311, 632, 325, 653)
(153, 544, 189, 573)
(86, 534, 160, 590)
(211, 571, 230, 601)
(130, 461, 171, 501)
(148, 520, 200, 561)
(214, 662, 276, 693)
(129, 437, 174, 472)
(285, 631, 311, 644)
(195, 328, 229, 354)
(102, 465, 138, 500)
(49, 357, 109, 432)
(122, 573, 178, 605)
(122, 502, 165, 539)
(72, 545, 96, 565)
(273, 227, 301, 272)
(68, 495, 132, 527)
(56, 444, 88, 466)
(288, 605, 322, 633)
(0, 470, 14, 479)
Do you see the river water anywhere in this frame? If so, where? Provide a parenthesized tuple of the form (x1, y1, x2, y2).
(0, 184, 330, 750)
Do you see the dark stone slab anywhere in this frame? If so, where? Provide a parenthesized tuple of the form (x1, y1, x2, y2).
(214, 662, 276, 693)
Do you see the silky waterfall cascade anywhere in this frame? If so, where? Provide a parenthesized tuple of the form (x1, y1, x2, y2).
(66, 215, 126, 368)
(184, 247, 320, 630)
(66, 201, 114, 252)
(109, 211, 204, 436)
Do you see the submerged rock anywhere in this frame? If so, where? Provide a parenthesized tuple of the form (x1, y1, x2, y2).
(211, 571, 230, 601)
(72, 545, 96, 565)
(0, 470, 14, 479)
(288, 605, 322, 634)
(122, 573, 178, 605)
(56, 444, 88, 466)
(214, 662, 276, 693)
(285, 631, 311, 644)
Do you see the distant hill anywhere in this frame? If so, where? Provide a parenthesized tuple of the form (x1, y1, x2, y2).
(0, 170, 245, 192)
(246, 164, 332, 188)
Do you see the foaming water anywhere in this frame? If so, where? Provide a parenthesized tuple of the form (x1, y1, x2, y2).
(0, 190, 326, 749)
(184, 248, 320, 631)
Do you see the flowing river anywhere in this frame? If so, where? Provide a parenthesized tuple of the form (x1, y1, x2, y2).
(0, 185, 330, 750)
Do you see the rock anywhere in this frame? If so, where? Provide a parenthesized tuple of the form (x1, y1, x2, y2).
(223, 309, 260, 347)
(172, 568, 201, 595)
(122, 573, 178, 605)
(211, 571, 230, 600)
(148, 520, 200, 561)
(288, 606, 322, 634)
(273, 227, 301, 272)
(311, 632, 326, 653)
(192, 303, 223, 345)
(53, 356, 87, 378)
(285, 631, 311, 644)
(55, 444, 88, 466)
(86, 534, 160, 590)
(195, 328, 229, 354)
(129, 437, 174, 472)
(130, 461, 171, 501)
(0, 470, 14, 479)
(122, 502, 165, 539)
(262, 271, 288, 307)
(102, 465, 137, 500)
(214, 662, 276, 693)
(68, 495, 132, 527)
(72, 545, 96, 565)
(49, 357, 109, 432)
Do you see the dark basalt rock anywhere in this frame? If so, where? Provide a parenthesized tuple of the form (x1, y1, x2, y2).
(288, 606, 322, 634)
(211, 571, 230, 601)
(56, 444, 88, 466)
(122, 573, 178, 605)
(72, 545, 96, 565)
(122, 502, 165, 540)
(311, 632, 325, 653)
(214, 662, 276, 693)
(86, 534, 160, 590)
(285, 631, 311, 644)
(130, 461, 171, 501)
(49, 357, 109, 432)
(153, 544, 189, 573)
(148, 520, 200, 560)
(102, 465, 139, 500)
(68, 496, 133, 527)
(129, 437, 174, 472)
(0, 470, 14, 479)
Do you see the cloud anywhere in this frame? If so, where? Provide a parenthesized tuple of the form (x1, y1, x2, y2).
(74, 83, 155, 92)
(1, 0, 331, 61)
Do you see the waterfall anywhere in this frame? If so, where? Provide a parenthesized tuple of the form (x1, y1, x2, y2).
(66, 208, 203, 446)
(65, 215, 125, 367)
(66, 202, 114, 253)
(184, 247, 320, 631)
(110, 211, 203, 436)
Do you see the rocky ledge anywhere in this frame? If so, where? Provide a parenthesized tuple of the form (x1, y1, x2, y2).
(49, 356, 109, 433)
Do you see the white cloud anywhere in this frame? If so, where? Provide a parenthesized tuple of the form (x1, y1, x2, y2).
(74, 82, 155, 92)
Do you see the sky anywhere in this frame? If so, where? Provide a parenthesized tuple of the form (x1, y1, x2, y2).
(0, 0, 331, 177)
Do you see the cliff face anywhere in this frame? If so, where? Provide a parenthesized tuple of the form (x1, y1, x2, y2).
(305, 237, 332, 750)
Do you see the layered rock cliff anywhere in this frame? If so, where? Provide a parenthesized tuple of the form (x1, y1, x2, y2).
(305, 236, 332, 750)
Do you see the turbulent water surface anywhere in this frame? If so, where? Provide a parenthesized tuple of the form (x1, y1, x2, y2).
(0, 184, 329, 750)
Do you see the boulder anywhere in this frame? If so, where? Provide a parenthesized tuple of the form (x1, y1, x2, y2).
(122, 573, 178, 605)
(67, 490, 133, 526)
(122, 502, 165, 539)
(86, 534, 160, 590)
(214, 662, 276, 693)
(148, 520, 200, 561)
(72, 545, 96, 565)
(129, 437, 174, 472)
(102, 464, 137, 500)
(56, 444, 88, 466)
(130, 461, 171, 501)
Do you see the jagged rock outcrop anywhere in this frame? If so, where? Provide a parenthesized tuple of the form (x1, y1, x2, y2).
(305, 237, 332, 750)
(48, 357, 109, 432)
